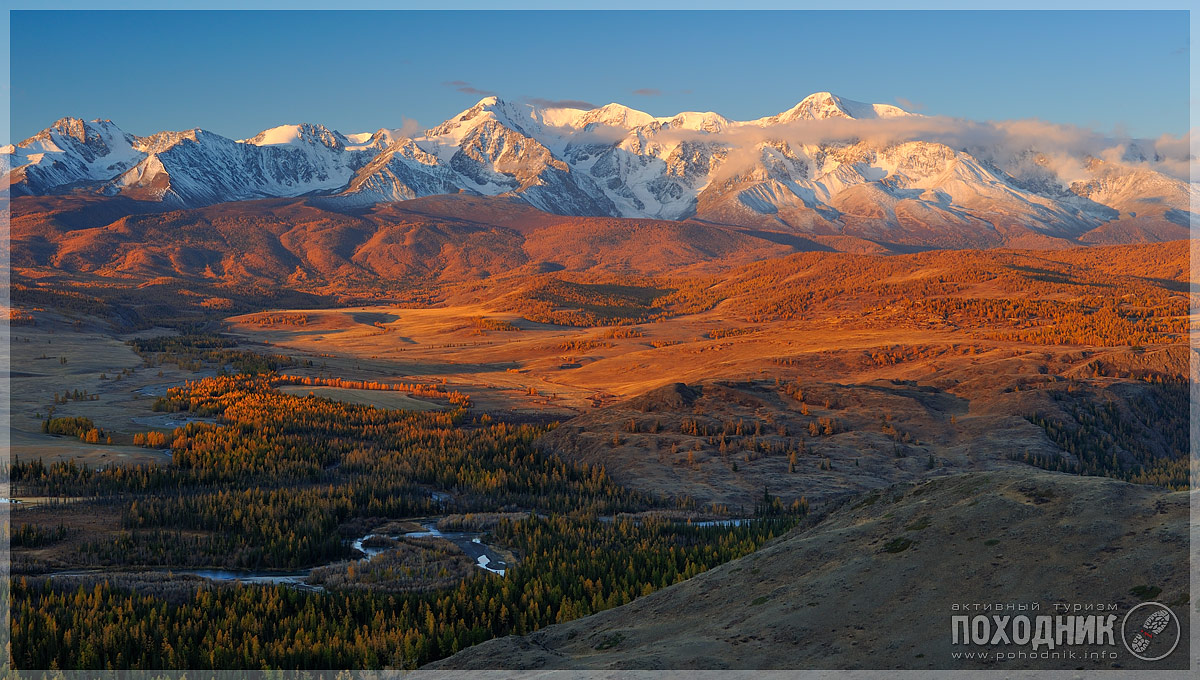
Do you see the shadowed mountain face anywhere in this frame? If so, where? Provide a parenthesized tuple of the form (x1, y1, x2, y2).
(427, 471, 1190, 671)
(5, 92, 1193, 248)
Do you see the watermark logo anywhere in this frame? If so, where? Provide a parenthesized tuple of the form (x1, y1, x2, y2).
(949, 601, 1182, 664)
(1121, 602, 1180, 662)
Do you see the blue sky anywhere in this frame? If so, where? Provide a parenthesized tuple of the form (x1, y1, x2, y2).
(8, 9, 1191, 142)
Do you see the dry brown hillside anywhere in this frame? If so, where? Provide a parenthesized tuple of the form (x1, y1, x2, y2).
(429, 470, 1190, 671)
(9, 194, 811, 289)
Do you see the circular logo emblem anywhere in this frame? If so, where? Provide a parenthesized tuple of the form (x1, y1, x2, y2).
(1121, 602, 1180, 662)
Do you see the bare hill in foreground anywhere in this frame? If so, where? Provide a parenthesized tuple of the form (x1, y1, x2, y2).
(429, 470, 1190, 671)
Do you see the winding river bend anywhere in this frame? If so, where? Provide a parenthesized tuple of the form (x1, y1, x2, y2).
(351, 522, 511, 576)
(45, 518, 512, 591)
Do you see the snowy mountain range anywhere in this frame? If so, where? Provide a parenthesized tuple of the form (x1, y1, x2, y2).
(5, 92, 1193, 245)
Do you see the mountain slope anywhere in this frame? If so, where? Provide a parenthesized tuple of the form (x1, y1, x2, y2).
(5, 92, 1193, 249)
(3, 118, 143, 192)
(428, 471, 1190, 670)
(9, 195, 801, 285)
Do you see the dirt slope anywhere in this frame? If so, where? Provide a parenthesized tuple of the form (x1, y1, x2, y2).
(429, 470, 1190, 671)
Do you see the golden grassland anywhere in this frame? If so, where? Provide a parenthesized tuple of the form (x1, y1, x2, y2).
(9, 241, 1190, 501)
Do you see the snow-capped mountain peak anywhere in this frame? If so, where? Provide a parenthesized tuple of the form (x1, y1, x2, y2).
(663, 111, 731, 133)
(556, 103, 657, 131)
(2, 117, 142, 186)
(243, 123, 349, 150)
(4, 92, 1191, 248)
(427, 96, 543, 140)
(768, 91, 913, 124)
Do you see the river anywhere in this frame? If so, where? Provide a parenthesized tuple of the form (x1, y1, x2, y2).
(44, 518, 510, 591)
(352, 521, 511, 576)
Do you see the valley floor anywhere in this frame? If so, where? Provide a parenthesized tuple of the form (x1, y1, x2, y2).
(6, 240, 1193, 670)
